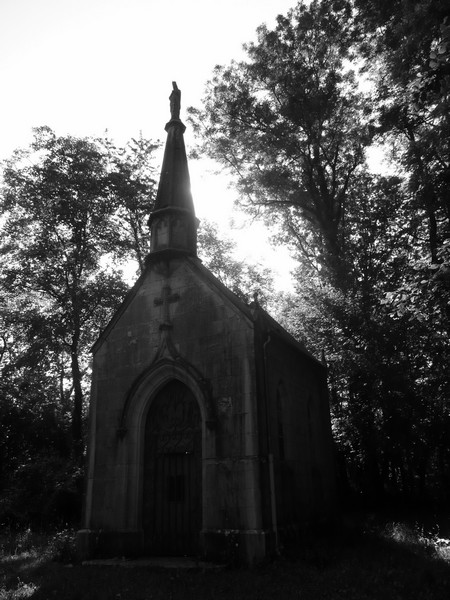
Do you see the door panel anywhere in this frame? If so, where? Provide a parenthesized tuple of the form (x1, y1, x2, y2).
(143, 380, 201, 556)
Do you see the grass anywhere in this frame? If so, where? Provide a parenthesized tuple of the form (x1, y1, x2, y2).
(1, 515, 450, 600)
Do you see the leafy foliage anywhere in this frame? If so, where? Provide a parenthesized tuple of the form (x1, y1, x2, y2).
(198, 220, 274, 306)
(354, 0, 450, 262)
(0, 128, 158, 523)
(99, 135, 161, 272)
(189, 0, 371, 278)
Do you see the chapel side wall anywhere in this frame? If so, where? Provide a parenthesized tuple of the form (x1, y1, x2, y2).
(265, 336, 336, 535)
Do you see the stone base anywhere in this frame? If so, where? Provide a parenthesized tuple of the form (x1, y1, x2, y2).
(201, 529, 275, 565)
(77, 528, 275, 565)
(76, 529, 143, 561)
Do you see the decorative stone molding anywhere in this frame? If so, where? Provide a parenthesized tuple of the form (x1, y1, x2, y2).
(118, 357, 215, 436)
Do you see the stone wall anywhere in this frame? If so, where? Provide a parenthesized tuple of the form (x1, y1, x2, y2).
(264, 334, 336, 539)
(81, 256, 267, 563)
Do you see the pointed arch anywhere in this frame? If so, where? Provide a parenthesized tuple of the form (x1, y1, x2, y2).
(119, 358, 215, 436)
(116, 358, 214, 532)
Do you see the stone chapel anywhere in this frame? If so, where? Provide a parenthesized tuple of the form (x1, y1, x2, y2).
(77, 83, 336, 565)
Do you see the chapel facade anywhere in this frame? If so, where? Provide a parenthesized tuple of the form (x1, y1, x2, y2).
(77, 83, 336, 564)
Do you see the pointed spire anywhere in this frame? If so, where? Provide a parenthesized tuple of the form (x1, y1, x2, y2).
(148, 82, 198, 259)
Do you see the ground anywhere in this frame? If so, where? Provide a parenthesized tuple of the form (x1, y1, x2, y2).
(1, 514, 450, 600)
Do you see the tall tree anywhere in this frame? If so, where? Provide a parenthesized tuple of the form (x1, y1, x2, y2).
(275, 171, 450, 501)
(354, 0, 450, 262)
(0, 127, 157, 461)
(189, 0, 371, 280)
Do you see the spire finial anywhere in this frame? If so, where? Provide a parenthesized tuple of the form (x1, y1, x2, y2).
(169, 81, 181, 120)
(146, 82, 198, 262)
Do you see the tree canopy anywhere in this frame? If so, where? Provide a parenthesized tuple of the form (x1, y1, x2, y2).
(0, 128, 160, 523)
(189, 0, 372, 281)
(198, 220, 274, 306)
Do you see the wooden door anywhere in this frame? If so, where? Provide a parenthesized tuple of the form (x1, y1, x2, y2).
(143, 380, 201, 556)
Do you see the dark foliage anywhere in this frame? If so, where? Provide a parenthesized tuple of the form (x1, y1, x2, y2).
(0, 128, 159, 525)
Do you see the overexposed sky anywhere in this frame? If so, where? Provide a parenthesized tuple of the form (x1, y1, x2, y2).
(0, 0, 294, 153)
(0, 0, 305, 287)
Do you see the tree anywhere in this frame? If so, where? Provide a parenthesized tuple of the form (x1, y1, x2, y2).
(197, 220, 274, 306)
(189, 0, 371, 280)
(0, 299, 77, 524)
(354, 0, 450, 262)
(275, 172, 450, 502)
(0, 127, 157, 462)
(100, 135, 161, 273)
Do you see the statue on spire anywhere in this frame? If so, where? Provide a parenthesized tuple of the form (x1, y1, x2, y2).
(169, 81, 181, 120)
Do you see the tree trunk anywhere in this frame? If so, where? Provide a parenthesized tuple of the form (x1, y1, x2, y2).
(71, 343, 84, 463)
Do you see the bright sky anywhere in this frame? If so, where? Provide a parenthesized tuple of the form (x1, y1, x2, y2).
(0, 0, 298, 289)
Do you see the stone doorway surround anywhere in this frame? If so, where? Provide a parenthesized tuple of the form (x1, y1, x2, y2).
(116, 360, 212, 548)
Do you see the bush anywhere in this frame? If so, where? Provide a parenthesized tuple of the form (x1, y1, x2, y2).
(45, 528, 77, 563)
(0, 455, 83, 528)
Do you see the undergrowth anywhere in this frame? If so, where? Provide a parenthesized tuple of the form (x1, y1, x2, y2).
(0, 516, 449, 600)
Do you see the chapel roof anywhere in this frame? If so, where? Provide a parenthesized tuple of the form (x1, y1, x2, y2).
(91, 254, 322, 368)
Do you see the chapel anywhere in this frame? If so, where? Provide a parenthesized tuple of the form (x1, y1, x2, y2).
(77, 83, 336, 564)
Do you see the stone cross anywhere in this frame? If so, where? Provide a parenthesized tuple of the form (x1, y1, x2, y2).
(154, 285, 180, 330)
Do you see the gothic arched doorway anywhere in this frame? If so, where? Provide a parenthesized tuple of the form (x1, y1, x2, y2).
(143, 379, 202, 556)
